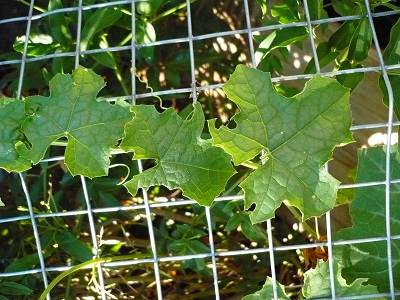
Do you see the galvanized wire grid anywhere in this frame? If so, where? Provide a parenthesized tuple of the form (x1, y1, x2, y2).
(0, 0, 400, 299)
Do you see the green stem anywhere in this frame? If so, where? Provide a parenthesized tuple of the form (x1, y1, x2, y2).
(16, 0, 46, 12)
(148, 0, 198, 23)
(39, 254, 149, 300)
(241, 161, 260, 170)
(285, 203, 318, 239)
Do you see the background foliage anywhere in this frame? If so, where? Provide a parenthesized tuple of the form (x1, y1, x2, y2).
(1, 0, 400, 299)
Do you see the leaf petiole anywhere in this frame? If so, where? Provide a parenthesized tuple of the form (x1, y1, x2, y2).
(241, 161, 260, 170)
(284, 202, 318, 239)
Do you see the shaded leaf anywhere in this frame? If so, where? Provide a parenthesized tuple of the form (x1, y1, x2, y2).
(0, 98, 31, 172)
(55, 230, 93, 262)
(304, 42, 339, 74)
(303, 260, 383, 299)
(336, 61, 365, 91)
(80, 7, 122, 51)
(136, 0, 163, 16)
(328, 5, 360, 51)
(333, 145, 400, 292)
(16, 66, 132, 178)
(347, 5, 372, 62)
(120, 102, 236, 206)
(0, 282, 33, 296)
(137, 21, 156, 62)
(380, 18, 400, 120)
(209, 65, 353, 223)
(255, 27, 308, 66)
(48, 0, 72, 44)
(13, 34, 59, 57)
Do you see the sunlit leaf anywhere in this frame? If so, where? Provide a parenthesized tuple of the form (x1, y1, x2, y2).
(209, 65, 353, 223)
(16, 66, 132, 178)
(120, 102, 236, 206)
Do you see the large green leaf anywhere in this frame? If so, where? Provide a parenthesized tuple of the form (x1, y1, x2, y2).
(120, 102, 236, 206)
(0, 98, 31, 172)
(333, 145, 400, 292)
(209, 65, 353, 223)
(302, 260, 383, 299)
(16, 66, 132, 178)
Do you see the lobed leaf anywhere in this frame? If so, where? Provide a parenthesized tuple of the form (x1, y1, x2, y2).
(0, 97, 31, 172)
(302, 260, 383, 299)
(209, 65, 353, 223)
(333, 145, 400, 292)
(16, 66, 132, 178)
(120, 102, 236, 206)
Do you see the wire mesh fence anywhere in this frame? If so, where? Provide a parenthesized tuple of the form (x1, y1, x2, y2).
(1, 0, 400, 299)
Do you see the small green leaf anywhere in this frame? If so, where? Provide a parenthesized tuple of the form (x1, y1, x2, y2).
(333, 145, 400, 292)
(48, 0, 72, 44)
(255, 27, 308, 66)
(136, 21, 156, 62)
(331, 0, 357, 16)
(271, 4, 299, 23)
(136, 0, 163, 16)
(255, 0, 267, 16)
(224, 213, 242, 232)
(347, 5, 372, 62)
(209, 65, 353, 223)
(241, 213, 268, 243)
(55, 230, 93, 262)
(13, 34, 59, 57)
(304, 42, 339, 74)
(242, 277, 290, 300)
(16, 66, 132, 178)
(307, 0, 324, 21)
(80, 7, 122, 51)
(328, 5, 360, 51)
(4, 253, 40, 273)
(302, 260, 383, 299)
(0, 282, 33, 296)
(90, 52, 117, 69)
(120, 102, 236, 206)
(0, 97, 31, 172)
(336, 61, 365, 91)
(380, 18, 400, 120)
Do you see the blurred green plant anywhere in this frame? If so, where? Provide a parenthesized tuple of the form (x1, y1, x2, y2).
(1, 0, 400, 299)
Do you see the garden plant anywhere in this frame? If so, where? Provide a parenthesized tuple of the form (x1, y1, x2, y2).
(1, 0, 400, 299)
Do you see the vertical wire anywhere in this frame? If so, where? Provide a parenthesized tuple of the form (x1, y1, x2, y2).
(302, 1, 339, 298)
(74, 0, 84, 69)
(17, 0, 50, 297)
(132, 1, 163, 298)
(74, 2, 105, 298)
(19, 173, 50, 299)
(302, 0, 321, 74)
(80, 176, 107, 300)
(136, 160, 163, 300)
(185, 0, 197, 104)
(205, 207, 220, 300)
(131, 0, 137, 106)
(16, 0, 35, 99)
(242, 0, 278, 298)
(243, 0, 256, 67)
(184, 0, 221, 297)
(364, 1, 396, 298)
